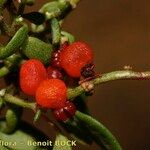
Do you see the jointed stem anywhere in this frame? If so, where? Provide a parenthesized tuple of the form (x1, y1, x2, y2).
(1, 69, 149, 150)
(67, 70, 150, 99)
(1, 70, 150, 109)
(3, 94, 35, 110)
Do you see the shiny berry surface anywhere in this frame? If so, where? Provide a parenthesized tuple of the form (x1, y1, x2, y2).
(53, 101, 76, 121)
(51, 52, 61, 68)
(47, 66, 63, 79)
(36, 79, 67, 109)
(51, 42, 68, 68)
(20, 59, 47, 96)
(59, 41, 94, 78)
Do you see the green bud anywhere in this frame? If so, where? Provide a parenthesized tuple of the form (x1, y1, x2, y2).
(33, 109, 42, 123)
(22, 37, 53, 65)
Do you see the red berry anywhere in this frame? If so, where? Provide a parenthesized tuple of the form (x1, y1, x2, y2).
(59, 41, 94, 78)
(36, 79, 67, 109)
(47, 66, 63, 79)
(51, 52, 61, 68)
(53, 101, 76, 121)
(20, 59, 47, 96)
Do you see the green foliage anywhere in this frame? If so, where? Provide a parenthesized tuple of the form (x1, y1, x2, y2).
(0, 0, 124, 150)
(75, 111, 122, 150)
(33, 109, 42, 123)
(0, 25, 28, 59)
(51, 18, 61, 46)
(61, 119, 93, 145)
(39, 1, 70, 20)
(22, 37, 53, 65)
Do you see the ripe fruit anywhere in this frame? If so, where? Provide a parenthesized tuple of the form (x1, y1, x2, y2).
(51, 52, 61, 68)
(36, 79, 67, 109)
(20, 59, 47, 96)
(47, 66, 63, 79)
(59, 41, 94, 78)
(53, 101, 76, 121)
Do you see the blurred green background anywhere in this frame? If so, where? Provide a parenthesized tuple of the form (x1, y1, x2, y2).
(2, 0, 150, 149)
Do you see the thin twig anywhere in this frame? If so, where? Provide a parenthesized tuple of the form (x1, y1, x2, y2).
(67, 70, 150, 99)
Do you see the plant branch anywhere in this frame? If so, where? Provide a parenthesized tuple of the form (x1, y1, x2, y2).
(67, 70, 150, 99)
(3, 93, 62, 133)
(75, 111, 122, 150)
(3, 94, 35, 110)
(2, 70, 150, 108)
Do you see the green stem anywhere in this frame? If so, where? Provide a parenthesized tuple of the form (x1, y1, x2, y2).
(1, 70, 150, 110)
(3, 94, 35, 110)
(0, 54, 22, 78)
(51, 18, 61, 46)
(2, 93, 62, 132)
(67, 70, 150, 99)
(75, 111, 122, 150)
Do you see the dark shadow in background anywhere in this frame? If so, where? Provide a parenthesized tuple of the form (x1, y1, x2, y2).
(1, 0, 150, 150)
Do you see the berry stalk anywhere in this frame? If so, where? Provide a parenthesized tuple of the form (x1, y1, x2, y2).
(68, 70, 150, 99)
(1, 70, 150, 109)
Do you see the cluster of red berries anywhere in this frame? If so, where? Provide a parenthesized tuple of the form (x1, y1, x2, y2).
(20, 41, 94, 121)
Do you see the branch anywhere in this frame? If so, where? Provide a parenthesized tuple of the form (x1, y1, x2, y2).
(67, 70, 150, 99)
(3, 94, 35, 110)
(2, 70, 150, 108)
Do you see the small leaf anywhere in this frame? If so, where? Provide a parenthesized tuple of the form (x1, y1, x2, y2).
(22, 12, 45, 25)
(22, 36, 53, 65)
(0, 24, 28, 59)
(53, 134, 72, 150)
(33, 109, 42, 122)
(75, 111, 122, 150)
